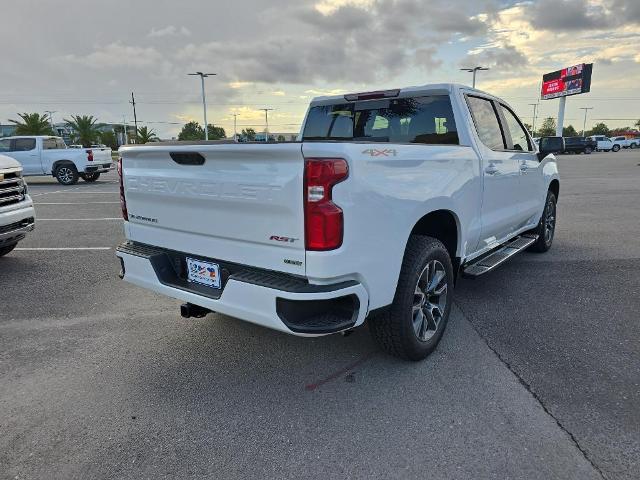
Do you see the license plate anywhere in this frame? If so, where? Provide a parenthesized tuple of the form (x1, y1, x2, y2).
(186, 257, 221, 289)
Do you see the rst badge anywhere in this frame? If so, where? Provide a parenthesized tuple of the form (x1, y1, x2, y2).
(270, 236, 297, 243)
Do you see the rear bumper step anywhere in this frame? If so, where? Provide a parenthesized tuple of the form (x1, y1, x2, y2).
(462, 234, 537, 278)
(116, 241, 368, 336)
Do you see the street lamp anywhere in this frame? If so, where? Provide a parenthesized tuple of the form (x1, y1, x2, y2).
(260, 108, 274, 143)
(460, 66, 489, 88)
(188, 72, 216, 140)
(580, 107, 593, 137)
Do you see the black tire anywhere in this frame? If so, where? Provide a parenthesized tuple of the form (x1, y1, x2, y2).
(0, 243, 17, 257)
(630, 143, 637, 149)
(369, 236, 454, 361)
(527, 190, 557, 253)
(81, 172, 101, 182)
(55, 163, 79, 185)
(584, 147, 592, 154)
(612, 145, 620, 152)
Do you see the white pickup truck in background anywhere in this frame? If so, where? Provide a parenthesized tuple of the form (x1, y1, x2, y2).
(116, 83, 561, 361)
(609, 136, 638, 149)
(0, 136, 113, 185)
(0, 154, 35, 257)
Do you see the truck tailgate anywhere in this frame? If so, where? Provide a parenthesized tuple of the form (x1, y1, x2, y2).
(90, 148, 112, 163)
(120, 143, 306, 275)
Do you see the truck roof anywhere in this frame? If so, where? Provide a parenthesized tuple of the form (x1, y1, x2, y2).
(310, 83, 489, 105)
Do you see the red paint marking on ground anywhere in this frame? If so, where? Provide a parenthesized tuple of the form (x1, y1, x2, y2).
(305, 352, 376, 391)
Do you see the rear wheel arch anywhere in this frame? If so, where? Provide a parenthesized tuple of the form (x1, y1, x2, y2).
(408, 210, 460, 266)
(52, 159, 76, 175)
(549, 179, 559, 200)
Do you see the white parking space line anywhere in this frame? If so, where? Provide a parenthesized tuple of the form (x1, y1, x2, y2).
(15, 247, 112, 251)
(38, 218, 122, 221)
(35, 202, 120, 205)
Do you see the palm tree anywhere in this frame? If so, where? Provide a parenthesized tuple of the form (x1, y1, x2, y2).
(9, 113, 54, 135)
(635, 119, 640, 130)
(136, 126, 159, 143)
(64, 115, 104, 147)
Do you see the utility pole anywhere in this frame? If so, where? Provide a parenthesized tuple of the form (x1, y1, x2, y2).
(44, 110, 57, 132)
(460, 66, 489, 88)
(580, 107, 593, 136)
(130, 92, 138, 142)
(260, 108, 274, 143)
(188, 72, 216, 140)
(528, 103, 539, 136)
(233, 114, 238, 142)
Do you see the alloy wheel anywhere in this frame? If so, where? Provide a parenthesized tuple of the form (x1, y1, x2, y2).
(544, 198, 556, 244)
(412, 260, 448, 342)
(58, 167, 74, 184)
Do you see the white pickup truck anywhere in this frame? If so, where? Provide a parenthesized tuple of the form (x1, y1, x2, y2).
(0, 136, 113, 185)
(0, 154, 35, 257)
(116, 83, 561, 361)
(609, 136, 638, 150)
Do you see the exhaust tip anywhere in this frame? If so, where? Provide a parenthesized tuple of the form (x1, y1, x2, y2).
(180, 303, 212, 319)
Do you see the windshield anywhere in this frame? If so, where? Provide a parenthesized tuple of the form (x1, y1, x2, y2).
(303, 95, 459, 145)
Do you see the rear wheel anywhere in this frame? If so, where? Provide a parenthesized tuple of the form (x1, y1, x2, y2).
(55, 164, 79, 185)
(630, 143, 637, 149)
(81, 172, 101, 182)
(612, 145, 620, 152)
(369, 236, 453, 361)
(0, 243, 17, 257)
(528, 190, 557, 253)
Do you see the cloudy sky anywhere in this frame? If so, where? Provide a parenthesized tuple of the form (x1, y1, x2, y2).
(1, 0, 639, 138)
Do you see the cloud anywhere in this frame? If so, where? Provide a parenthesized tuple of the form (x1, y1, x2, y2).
(148, 25, 191, 37)
(55, 43, 163, 69)
(462, 44, 528, 69)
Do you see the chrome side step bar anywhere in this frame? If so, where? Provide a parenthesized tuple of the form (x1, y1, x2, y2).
(461, 234, 538, 278)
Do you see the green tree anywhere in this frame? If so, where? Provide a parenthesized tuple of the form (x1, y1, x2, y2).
(537, 117, 556, 137)
(64, 115, 104, 147)
(277, 134, 286, 142)
(562, 125, 577, 137)
(241, 128, 256, 141)
(178, 121, 205, 141)
(207, 124, 226, 140)
(99, 130, 118, 150)
(137, 126, 159, 143)
(9, 113, 54, 135)
(586, 122, 610, 136)
(634, 119, 640, 129)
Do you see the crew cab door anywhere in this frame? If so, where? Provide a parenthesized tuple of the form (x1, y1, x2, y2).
(1, 138, 42, 175)
(466, 95, 522, 249)
(496, 103, 543, 226)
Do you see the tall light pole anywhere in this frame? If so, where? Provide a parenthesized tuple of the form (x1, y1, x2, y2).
(44, 110, 56, 132)
(528, 103, 539, 136)
(460, 66, 489, 88)
(260, 108, 274, 143)
(580, 107, 593, 136)
(188, 72, 216, 140)
(233, 113, 238, 142)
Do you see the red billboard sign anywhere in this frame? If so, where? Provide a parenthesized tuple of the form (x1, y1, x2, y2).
(541, 63, 593, 100)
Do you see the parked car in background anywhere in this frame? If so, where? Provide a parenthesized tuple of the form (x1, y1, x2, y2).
(586, 135, 616, 152)
(0, 154, 35, 257)
(116, 83, 561, 361)
(610, 136, 638, 149)
(563, 136, 596, 154)
(0, 136, 113, 185)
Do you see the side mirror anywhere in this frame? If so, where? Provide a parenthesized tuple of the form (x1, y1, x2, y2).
(538, 136, 565, 160)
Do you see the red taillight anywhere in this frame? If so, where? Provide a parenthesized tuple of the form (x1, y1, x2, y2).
(86, 150, 94, 161)
(304, 158, 348, 251)
(117, 157, 128, 220)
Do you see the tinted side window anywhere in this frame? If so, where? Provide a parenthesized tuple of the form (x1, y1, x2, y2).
(467, 96, 505, 150)
(302, 95, 459, 145)
(500, 105, 533, 152)
(0, 139, 10, 152)
(13, 138, 36, 151)
(43, 138, 61, 150)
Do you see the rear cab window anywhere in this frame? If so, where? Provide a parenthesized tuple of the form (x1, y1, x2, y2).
(302, 95, 459, 145)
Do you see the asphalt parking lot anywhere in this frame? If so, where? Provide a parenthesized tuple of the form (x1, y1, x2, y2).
(1, 150, 639, 480)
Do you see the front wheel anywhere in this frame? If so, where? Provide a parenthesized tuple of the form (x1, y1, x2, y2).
(55, 164, 79, 185)
(81, 172, 101, 182)
(584, 147, 592, 154)
(612, 145, 620, 152)
(528, 190, 557, 253)
(630, 143, 637, 149)
(0, 243, 17, 257)
(369, 236, 453, 361)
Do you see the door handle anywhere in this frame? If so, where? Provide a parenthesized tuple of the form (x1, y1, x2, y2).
(485, 164, 499, 175)
(520, 163, 529, 172)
